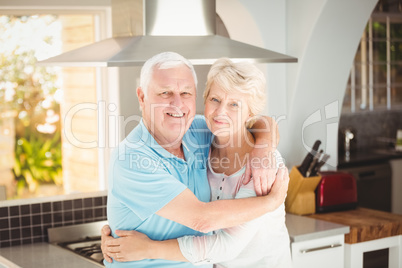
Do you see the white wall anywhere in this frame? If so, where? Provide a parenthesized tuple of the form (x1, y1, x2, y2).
(217, 0, 288, 119)
(219, 0, 378, 168)
(284, 0, 378, 168)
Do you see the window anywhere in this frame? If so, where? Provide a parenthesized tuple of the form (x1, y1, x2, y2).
(0, 7, 110, 200)
(343, 0, 402, 113)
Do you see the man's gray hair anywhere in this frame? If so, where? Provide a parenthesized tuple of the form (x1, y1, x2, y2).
(140, 52, 198, 96)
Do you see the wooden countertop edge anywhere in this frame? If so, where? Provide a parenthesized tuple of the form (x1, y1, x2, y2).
(307, 207, 402, 244)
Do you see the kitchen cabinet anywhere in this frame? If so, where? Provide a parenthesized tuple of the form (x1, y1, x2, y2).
(309, 208, 402, 268)
(290, 234, 345, 268)
(338, 149, 402, 213)
(390, 158, 402, 214)
(336, 149, 402, 212)
(286, 214, 349, 268)
(338, 161, 392, 212)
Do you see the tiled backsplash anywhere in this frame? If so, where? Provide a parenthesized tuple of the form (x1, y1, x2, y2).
(339, 109, 402, 150)
(0, 192, 107, 248)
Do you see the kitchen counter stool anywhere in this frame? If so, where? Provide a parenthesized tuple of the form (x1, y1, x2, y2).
(308, 207, 402, 268)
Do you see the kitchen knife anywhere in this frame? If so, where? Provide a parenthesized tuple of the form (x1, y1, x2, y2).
(311, 154, 330, 176)
(306, 149, 323, 177)
(298, 140, 321, 176)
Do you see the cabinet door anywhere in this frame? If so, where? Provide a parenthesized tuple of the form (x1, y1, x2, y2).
(390, 159, 402, 214)
(291, 235, 344, 268)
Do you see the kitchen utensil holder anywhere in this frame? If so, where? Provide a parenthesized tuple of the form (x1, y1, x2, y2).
(285, 166, 322, 215)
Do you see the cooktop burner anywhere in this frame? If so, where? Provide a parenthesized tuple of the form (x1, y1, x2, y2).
(48, 221, 108, 267)
(58, 237, 103, 265)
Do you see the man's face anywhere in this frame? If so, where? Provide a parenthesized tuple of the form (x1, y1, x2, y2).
(137, 64, 196, 147)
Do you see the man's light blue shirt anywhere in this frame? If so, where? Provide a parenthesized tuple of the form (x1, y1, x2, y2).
(105, 115, 213, 267)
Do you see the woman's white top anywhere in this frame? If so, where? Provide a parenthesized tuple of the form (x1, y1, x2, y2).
(177, 150, 292, 268)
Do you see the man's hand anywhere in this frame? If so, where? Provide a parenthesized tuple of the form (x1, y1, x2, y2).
(101, 225, 152, 262)
(101, 225, 114, 263)
(104, 229, 153, 262)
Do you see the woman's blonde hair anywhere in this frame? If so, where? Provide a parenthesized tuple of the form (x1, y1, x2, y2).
(203, 58, 266, 128)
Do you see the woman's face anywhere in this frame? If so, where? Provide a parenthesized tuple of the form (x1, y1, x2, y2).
(204, 83, 250, 138)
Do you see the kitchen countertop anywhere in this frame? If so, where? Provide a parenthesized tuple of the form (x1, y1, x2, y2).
(0, 214, 349, 267)
(308, 207, 402, 244)
(285, 213, 349, 243)
(0, 243, 101, 268)
(338, 148, 402, 169)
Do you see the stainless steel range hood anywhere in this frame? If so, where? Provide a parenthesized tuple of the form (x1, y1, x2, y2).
(39, 0, 297, 66)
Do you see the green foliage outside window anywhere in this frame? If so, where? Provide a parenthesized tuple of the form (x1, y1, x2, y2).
(0, 15, 63, 196)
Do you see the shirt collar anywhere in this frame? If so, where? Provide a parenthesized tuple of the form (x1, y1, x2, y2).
(138, 119, 195, 165)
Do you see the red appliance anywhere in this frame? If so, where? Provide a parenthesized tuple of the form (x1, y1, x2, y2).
(315, 171, 358, 213)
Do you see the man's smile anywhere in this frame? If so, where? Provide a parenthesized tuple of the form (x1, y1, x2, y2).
(167, 112, 185, 118)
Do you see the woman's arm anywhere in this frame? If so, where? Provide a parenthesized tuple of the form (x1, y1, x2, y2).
(102, 164, 288, 264)
(103, 228, 186, 263)
(176, 185, 265, 265)
(102, 170, 288, 263)
(103, 185, 266, 264)
(156, 166, 288, 233)
(104, 217, 264, 264)
(246, 115, 281, 196)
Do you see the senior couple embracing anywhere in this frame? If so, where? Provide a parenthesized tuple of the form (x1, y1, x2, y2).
(101, 52, 292, 268)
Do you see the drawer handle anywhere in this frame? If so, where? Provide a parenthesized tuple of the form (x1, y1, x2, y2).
(300, 243, 342, 254)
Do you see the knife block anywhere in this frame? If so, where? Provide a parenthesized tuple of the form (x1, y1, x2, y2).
(285, 166, 322, 215)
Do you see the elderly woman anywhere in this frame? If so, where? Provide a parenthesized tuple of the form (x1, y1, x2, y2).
(103, 58, 292, 268)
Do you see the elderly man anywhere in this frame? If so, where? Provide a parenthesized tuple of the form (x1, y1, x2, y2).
(103, 52, 289, 267)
